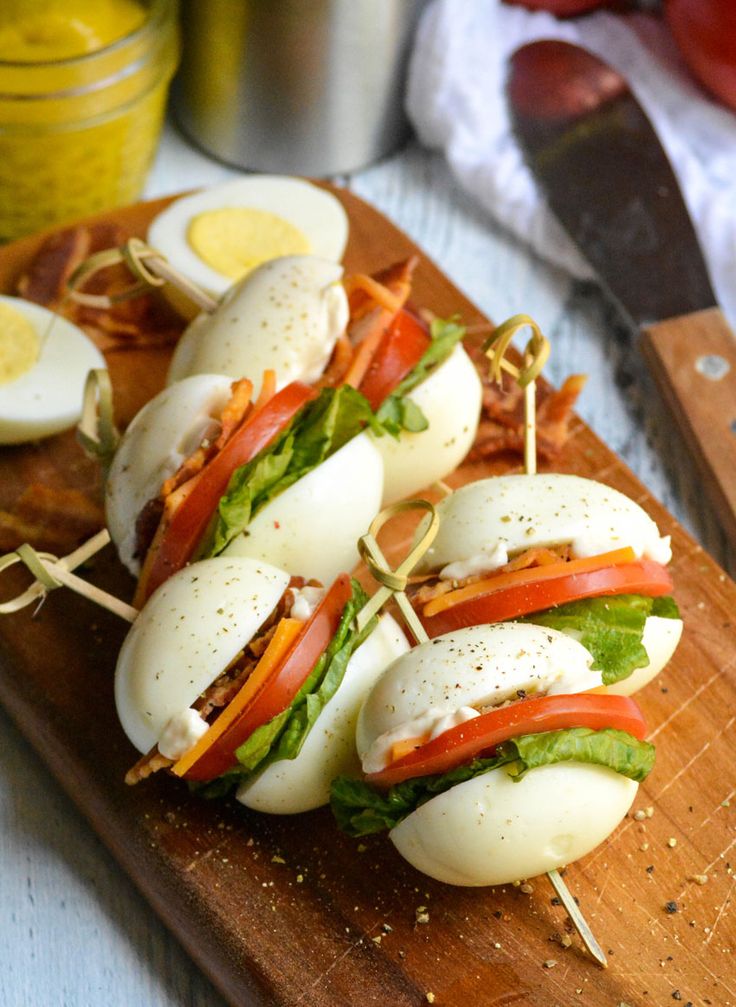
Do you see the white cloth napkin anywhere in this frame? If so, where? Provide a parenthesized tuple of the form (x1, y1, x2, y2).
(406, 0, 736, 327)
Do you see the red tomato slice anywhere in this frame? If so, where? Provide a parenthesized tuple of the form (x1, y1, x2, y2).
(358, 309, 431, 410)
(420, 560, 673, 638)
(183, 574, 353, 782)
(367, 693, 647, 788)
(136, 382, 316, 604)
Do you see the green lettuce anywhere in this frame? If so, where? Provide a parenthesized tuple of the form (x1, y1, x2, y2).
(193, 580, 373, 799)
(206, 384, 376, 556)
(520, 594, 680, 685)
(375, 316, 466, 437)
(331, 727, 655, 837)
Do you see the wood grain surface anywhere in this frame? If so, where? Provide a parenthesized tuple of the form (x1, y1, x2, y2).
(641, 307, 736, 548)
(0, 190, 734, 1007)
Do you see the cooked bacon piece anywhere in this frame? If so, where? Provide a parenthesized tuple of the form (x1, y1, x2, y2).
(159, 446, 212, 503)
(17, 227, 91, 309)
(465, 340, 586, 462)
(134, 378, 257, 566)
(0, 484, 104, 554)
(502, 545, 570, 573)
(409, 545, 572, 608)
(125, 748, 174, 786)
(346, 256, 418, 323)
(212, 378, 254, 451)
(192, 576, 311, 717)
(195, 652, 258, 721)
(154, 378, 254, 501)
(156, 377, 256, 500)
(134, 496, 165, 562)
(344, 257, 419, 389)
(124, 575, 317, 784)
(318, 334, 354, 388)
(16, 223, 185, 351)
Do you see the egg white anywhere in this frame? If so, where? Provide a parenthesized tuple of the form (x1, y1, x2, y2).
(420, 473, 672, 571)
(221, 431, 384, 585)
(357, 623, 600, 760)
(357, 622, 637, 886)
(105, 374, 233, 575)
(237, 614, 410, 814)
(0, 295, 104, 445)
(415, 473, 680, 695)
(148, 176, 349, 300)
(390, 762, 637, 886)
(106, 374, 385, 585)
(167, 255, 348, 395)
(115, 557, 290, 755)
(374, 344, 482, 505)
(605, 615, 683, 696)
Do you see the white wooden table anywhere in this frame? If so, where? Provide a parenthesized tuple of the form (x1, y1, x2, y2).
(0, 121, 730, 1007)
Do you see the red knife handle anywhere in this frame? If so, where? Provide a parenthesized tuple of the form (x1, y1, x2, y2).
(641, 306, 736, 546)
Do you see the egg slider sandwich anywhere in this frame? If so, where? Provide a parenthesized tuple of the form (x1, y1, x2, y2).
(72, 215, 483, 507)
(118, 555, 409, 813)
(106, 374, 384, 604)
(332, 621, 655, 885)
(408, 473, 682, 695)
(168, 251, 483, 506)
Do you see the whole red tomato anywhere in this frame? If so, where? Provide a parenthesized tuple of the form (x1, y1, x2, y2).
(503, 0, 609, 15)
(665, 0, 736, 111)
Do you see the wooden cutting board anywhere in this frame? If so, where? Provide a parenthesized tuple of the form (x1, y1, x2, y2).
(0, 190, 734, 1007)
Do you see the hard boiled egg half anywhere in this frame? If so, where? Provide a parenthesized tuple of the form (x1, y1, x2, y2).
(147, 176, 349, 316)
(357, 623, 639, 886)
(115, 556, 410, 814)
(167, 255, 349, 397)
(105, 374, 385, 586)
(0, 295, 104, 445)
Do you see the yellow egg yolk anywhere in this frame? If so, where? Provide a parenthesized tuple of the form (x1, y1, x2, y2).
(0, 0, 145, 62)
(188, 208, 312, 281)
(0, 303, 40, 385)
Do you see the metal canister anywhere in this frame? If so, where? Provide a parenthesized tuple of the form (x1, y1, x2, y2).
(172, 0, 429, 176)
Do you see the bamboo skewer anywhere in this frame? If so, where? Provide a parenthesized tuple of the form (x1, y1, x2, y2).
(360, 502, 608, 966)
(481, 314, 607, 968)
(67, 237, 218, 314)
(548, 869, 608, 968)
(0, 530, 137, 622)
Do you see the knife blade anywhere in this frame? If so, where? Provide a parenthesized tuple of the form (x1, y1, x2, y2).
(507, 40, 736, 546)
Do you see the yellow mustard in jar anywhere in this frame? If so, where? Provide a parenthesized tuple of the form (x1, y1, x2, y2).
(0, 0, 179, 240)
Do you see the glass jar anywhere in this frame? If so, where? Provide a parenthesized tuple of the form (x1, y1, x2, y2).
(0, 0, 179, 241)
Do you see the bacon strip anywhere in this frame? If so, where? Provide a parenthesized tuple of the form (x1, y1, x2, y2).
(125, 749, 174, 786)
(16, 223, 185, 352)
(410, 545, 572, 608)
(465, 338, 586, 462)
(346, 257, 418, 323)
(343, 257, 418, 389)
(124, 575, 311, 785)
(214, 378, 254, 450)
(17, 227, 91, 309)
(318, 335, 354, 388)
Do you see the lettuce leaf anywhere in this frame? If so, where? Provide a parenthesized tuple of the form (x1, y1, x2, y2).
(235, 580, 373, 771)
(331, 727, 655, 837)
(375, 317, 466, 438)
(192, 580, 373, 799)
(207, 385, 376, 556)
(520, 594, 680, 686)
